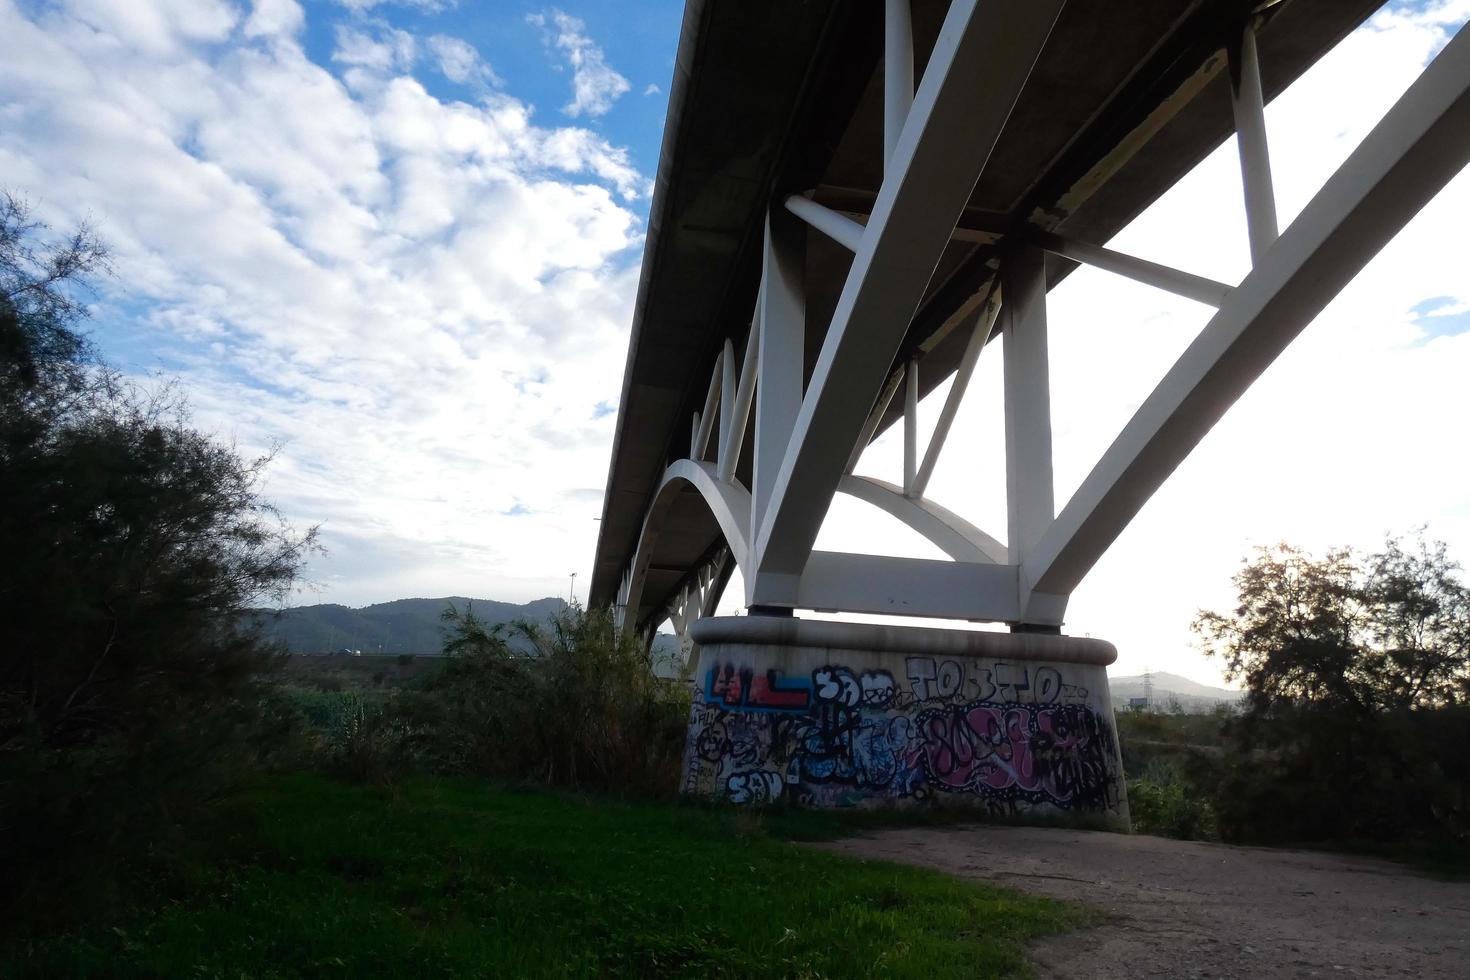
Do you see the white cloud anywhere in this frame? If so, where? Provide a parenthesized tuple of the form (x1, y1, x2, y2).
(426, 34, 500, 88)
(243, 0, 304, 40)
(643, 83, 660, 96)
(0, 0, 648, 607)
(332, 0, 450, 13)
(528, 9, 630, 118)
(51, 0, 238, 54)
(331, 23, 416, 73)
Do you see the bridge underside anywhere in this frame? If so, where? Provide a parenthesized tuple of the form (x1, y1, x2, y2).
(592, 0, 1470, 645)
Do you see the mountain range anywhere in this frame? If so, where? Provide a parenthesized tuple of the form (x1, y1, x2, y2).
(249, 596, 568, 655)
(1109, 671, 1241, 710)
(250, 599, 1242, 709)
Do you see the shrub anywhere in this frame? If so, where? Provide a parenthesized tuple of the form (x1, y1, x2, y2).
(0, 194, 313, 923)
(325, 693, 423, 785)
(1194, 538, 1470, 847)
(403, 603, 690, 796)
(1209, 702, 1470, 845)
(1128, 760, 1217, 840)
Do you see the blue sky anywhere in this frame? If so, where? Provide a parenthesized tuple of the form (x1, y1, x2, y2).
(64, 0, 682, 379)
(293, 0, 681, 174)
(1, 0, 1468, 684)
(0, 0, 681, 613)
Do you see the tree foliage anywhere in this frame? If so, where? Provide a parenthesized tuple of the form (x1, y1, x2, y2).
(0, 193, 314, 913)
(1192, 537, 1470, 844)
(1195, 537, 1470, 712)
(0, 192, 108, 387)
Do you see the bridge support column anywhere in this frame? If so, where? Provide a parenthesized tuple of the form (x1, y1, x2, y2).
(680, 616, 1128, 829)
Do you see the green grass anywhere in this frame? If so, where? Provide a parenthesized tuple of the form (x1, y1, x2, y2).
(3, 774, 1090, 979)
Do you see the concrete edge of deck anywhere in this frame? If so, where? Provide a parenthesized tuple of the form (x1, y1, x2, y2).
(689, 615, 1117, 666)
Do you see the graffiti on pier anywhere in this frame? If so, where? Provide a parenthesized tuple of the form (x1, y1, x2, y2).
(684, 657, 1121, 815)
(916, 702, 1115, 809)
(705, 662, 812, 712)
(905, 657, 1089, 704)
(726, 769, 783, 805)
(814, 665, 899, 709)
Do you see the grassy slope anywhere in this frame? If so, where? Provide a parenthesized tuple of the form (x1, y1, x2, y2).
(6, 775, 1089, 979)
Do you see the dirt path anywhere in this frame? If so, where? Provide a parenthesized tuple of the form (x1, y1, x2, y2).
(816, 826, 1470, 979)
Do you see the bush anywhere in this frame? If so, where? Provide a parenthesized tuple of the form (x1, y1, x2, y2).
(1127, 760, 1217, 840)
(0, 388, 312, 913)
(1209, 702, 1470, 845)
(1114, 701, 1469, 846)
(389, 603, 691, 796)
(323, 693, 423, 785)
(1193, 538, 1470, 847)
(0, 195, 313, 923)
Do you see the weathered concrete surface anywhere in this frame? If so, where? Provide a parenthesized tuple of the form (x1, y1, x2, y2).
(818, 825, 1470, 979)
(681, 618, 1128, 827)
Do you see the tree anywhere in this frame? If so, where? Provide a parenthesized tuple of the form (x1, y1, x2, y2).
(0, 192, 109, 404)
(1361, 535, 1470, 708)
(1194, 537, 1470, 713)
(440, 601, 512, 659)
(1192, 537, 1470, 844)
(0, 194, 315, 912)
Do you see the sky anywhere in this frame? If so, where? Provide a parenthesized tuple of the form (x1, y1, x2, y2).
(1, 0, 1467, 686)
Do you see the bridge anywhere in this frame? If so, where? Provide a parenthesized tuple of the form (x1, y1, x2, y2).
(592, 0, 1468, 644)
(589, 0, 1470, 814)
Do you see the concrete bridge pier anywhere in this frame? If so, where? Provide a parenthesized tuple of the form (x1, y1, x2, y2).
(680, 615, 1129, 830)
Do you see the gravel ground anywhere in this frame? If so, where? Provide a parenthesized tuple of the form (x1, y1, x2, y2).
(816, 825, 1470, 979)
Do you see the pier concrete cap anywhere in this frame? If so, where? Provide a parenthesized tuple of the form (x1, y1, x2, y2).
(688, 616, 1116, 666)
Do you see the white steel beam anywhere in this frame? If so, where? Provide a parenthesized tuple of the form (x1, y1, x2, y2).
(903, 357, 918, 496)
(1026, 24, 1470, 599)
(839, 474, 1006, 564)
(845, 369, 903, 474)
(797, 551, 1025, 623)
(752, 0, 1064, 604)
(1002, 245, 1055, 569)
(913, 296, 998, 498)
(719, 323, 760, 483)
(692, 350, 722, 459)
(697, 549, 733, 620)
(664, 548, 733, 676)
(718, 337, 735, 469)
(1231, 23, 1279, 264)
(1032, 230, 1232, 307)
(752, 210, 806, 551)
(615, 568, 631, 630)
(668, 584, 692, 635)
(784, 195, 866, 252)
(884, 0, 914, 171)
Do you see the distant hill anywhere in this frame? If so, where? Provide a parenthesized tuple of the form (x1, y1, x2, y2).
(248, 596, 568, 655)
(250, 596, 685, 668)
(1109, 671, 1241, 711)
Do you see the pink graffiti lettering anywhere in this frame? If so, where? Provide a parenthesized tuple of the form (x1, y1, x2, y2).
(919, 703, 1103, 803)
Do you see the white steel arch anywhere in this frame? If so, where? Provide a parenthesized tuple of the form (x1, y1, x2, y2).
(837, 474, 1006, 565)
(617, 458, 750, 632)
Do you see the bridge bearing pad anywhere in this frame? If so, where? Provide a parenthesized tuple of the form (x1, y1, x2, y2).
(682, 616, 1129, 829)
